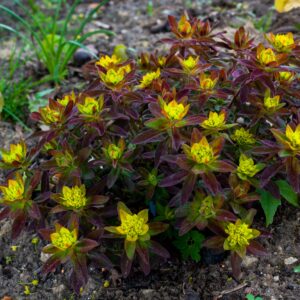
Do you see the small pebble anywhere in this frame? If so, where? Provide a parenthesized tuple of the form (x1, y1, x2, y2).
(284, 257, 298, 265)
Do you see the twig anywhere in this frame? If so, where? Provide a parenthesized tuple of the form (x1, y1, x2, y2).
(213, 282, 248, 300)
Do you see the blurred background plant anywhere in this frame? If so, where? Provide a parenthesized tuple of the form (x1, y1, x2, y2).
(0, 0, 113, 84)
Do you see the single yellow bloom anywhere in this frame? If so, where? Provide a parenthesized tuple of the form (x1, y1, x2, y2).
(231, 128, 256, 145)
(11, 245, 18, 251)
(190, 137, 215, 164)
(224, 219, 260, 253)
(177, 15, 192, 35)
(277, 71, 295, 82)
(116, 208, 149, 242)
(237, 154, 262, 179)
(180, 56, 199, 72)
(100, 69, 125, 87)
(103, 280, 110, 288)
(199, 73, 218, 90)
(77, 96, 104, 116)
(275, 0, 300, 12)
(264, 95, 281, 110)
(61, 185, 87, 209)
(199, 196, 216, 219)
(1, 142, 26, 165)
(31, 279, 39, 286)
(139, 69, 160, 88)
(96, 54, 121, 69)
(201, 111, 226, 129)
(267, 32, 295, 52)
(40, 106, 60, 124)
(158, 56, 167, 67)
(107, 144, 123, 160)
(162, 100, 189, 121)
(50, 226, 77, 251)
(285, 124, 300, 150)
(57, 91, 76, 106)
(257, 46, 277, 65)
(0, 175, 25, 202)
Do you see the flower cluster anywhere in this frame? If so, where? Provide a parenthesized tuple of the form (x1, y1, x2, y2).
(1, 15, 299, 294)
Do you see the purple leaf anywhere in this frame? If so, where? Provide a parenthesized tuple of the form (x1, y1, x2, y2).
(159, 170, 188, 187)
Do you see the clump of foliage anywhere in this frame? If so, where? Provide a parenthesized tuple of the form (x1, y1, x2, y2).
(0, 0, 113, 84)
(0, 14, 300, 294)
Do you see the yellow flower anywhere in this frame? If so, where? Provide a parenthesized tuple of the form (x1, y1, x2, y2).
(285, 124, 300, 151)
(276, 71, 295, 83)
(158, 56, 167, 67)
(103, 280, 110, 288)
(257, 44, 277, 65)
(77, 96, 104, 116)
(11, 245, 18, 251)
(224, 219, 260, 255)
(107, 144, 123, 160)
(201, 111, 226, 129)
(266, 32, 295, 52)
(96, 54, 121, 69)
(57, 91, 76, 106)
(199, 196, 216, 219)
(264, 94, 281, 110)
(31, 279, 39, 286)
(0, 175, 25, 202)
(40, 106, 60, 124)
(116, 205, 149, 242)
(1, 142, 26, 165)
(100, 69, 125, 87)
(190, 137, 215, 164)
(180, 56, 199, 73)
(161, 100, 189, 121)
(61, 185, 87, 209)
(237, 154, 263, 180)
(231, 128, 256, 145)
(50, 225, 77, 251)
(177, 15, 192, 36)
(139, 69, 160, 88)
(275, 0, 300, 13)
(199, 73, 218, 90)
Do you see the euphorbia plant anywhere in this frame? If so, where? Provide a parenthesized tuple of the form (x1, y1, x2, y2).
(0, 14, 299, 295)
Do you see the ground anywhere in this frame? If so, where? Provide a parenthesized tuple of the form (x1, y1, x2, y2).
(0, 0, 300, 299)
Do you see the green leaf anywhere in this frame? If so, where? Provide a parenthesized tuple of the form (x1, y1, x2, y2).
(276, 180, 299, 207)
(294, 265, 300, 273)
(173, 230, 204, 262)
(257, 189, 281, 226)
(0, 92, 4, 114)
(124, 240, 136, 260)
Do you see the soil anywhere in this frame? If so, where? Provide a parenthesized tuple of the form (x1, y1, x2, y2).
(0, 0, 300, 299)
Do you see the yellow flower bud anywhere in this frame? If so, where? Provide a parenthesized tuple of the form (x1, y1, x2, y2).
(231, 128, 256, 145)
(139, 69, 160, 88)
(190, 137, 215, 164)
(162, 100, 189, 121)
(50, 226, 77, 251)
(61, 185, 87, 209)
(1, 142, 26, 165)
(201, 111, 226, 129)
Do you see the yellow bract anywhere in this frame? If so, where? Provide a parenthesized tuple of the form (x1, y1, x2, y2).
(139, 69, 160, 88)
(199, 196, 216, 219)
(162, 100, 189, 121)
(237, 154, 260, 179)
(266, 32, 295, 52)
(285, 124, 300, 151)
(100, 69, 125, 87)
(231, 128, 256, 145)
(107, 144, 123, 160)
(177, 15, 192, 35)
(201, 111, 226, 129)
(180, 56, 199, 72)
(61, 185, 87, 209)
(40, 106, 60, 124)
(116, 208, 149, 242)
(264, 95, 281, 110)
(257, 45, 277, 65)
(57, 91, 76, 106)
(77, 96, 104, 116)
(96, 54, 121, 69)
(275, 0, 300, 12)
(50, 226, 77, 251)
(224, 219, 260, 253)
(277, 71, 295, 82)
(190, 137, 214, 164)
(199, 73, 217, 90)
(0, 175, 25, 202)
(1, 142, 26, 165)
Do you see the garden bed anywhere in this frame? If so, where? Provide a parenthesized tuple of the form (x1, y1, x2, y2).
(0, 0, 300, 299)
